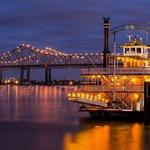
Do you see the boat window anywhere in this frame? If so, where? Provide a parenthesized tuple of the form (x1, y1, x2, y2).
(131, 48, 135, 53)
(137, 48, 141, 53)
(125, 48, 129, 53)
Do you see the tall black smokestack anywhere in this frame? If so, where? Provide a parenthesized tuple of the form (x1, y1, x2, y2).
(103, 17, 110, 67)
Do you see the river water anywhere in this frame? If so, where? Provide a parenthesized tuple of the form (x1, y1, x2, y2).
(0, 85, 149, 150)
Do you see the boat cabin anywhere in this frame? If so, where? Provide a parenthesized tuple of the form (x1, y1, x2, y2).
(121, 37, 150, 58)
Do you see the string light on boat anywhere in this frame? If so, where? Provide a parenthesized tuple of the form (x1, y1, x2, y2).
(131, 78, 136, 83)
(134, 94, 139, 100)
(86, 94, 89, 98)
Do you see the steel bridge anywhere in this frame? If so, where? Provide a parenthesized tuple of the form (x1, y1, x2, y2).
(1, 18, 150, 83)
(0, 44, 103, 83)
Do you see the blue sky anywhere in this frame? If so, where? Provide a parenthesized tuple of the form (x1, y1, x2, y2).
(0, 0, 150, 79)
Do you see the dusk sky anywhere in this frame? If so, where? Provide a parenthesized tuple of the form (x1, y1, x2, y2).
(0, 0, 150, 53)
(0, 0, 150, 79)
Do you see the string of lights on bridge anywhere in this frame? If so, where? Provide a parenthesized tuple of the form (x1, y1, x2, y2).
(0, 44, 103, 66)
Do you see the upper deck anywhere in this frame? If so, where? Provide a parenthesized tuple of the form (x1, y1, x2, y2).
(82, 37, 150, 75)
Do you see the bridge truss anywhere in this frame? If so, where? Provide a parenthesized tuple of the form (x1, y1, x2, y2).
(0, 44, 103, 68)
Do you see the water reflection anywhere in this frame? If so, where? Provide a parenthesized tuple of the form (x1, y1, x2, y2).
(0, 85, 149, 150)
(64, 123, 145, 150)
(0, 85, 79, 123)
(64, 125, 110, 150)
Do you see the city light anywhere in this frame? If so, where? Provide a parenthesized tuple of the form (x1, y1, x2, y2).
(69, 81, 73, 85)
(3, 79, 19, 85)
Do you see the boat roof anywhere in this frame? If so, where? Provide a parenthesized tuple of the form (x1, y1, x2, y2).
(120, 37, 150, 47)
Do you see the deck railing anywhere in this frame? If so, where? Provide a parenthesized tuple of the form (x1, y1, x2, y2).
(81, 67, 150, 75)
(80, 85, 143, 92)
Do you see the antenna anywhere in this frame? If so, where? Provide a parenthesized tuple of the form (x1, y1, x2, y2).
(136, 33, 139, 38)
(146, 32, 148, 44)
(127, 34, 132, 42)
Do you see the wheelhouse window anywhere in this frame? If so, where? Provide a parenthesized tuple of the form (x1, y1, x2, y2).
(131, 48, 135, 53)
(137, 48, 141, 53)
(125, 48, 130, 54)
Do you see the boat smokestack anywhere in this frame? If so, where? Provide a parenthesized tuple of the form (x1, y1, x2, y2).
(103, 17, 110, 67)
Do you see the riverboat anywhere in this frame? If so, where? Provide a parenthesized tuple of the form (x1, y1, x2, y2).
(68, 18, 150, 120)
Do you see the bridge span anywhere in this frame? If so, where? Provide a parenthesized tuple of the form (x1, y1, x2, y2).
(1, 18, 147, 83)
(0, 44, 103, 83)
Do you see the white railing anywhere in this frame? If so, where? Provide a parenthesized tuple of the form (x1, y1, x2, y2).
(81, 67, 150, 75)
(71, 98, 108, 107)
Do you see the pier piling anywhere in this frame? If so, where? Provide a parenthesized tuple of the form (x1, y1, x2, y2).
(144, 82, 150, 124)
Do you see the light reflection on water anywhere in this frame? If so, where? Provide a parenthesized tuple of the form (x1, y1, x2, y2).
(0, 85, 80, 123)
(0, 85, 149, 150)
(64, 123, 149, 150)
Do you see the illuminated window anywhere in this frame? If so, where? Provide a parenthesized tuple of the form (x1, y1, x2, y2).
(137, 48, 141, 53)
(125, 48, 129, 53)
(131, 48, 135, 53)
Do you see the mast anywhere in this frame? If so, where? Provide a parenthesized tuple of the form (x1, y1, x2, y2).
(113, 32, 116, 103)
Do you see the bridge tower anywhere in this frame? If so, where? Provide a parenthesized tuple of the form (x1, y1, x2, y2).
(103, 17, 110, 67)
(20, 67, 30, 82)
(27, 67, 30, 81)
(0, 69, 2, 84)
(20, 68, 24, 82)
(45, 67, 51, 84)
